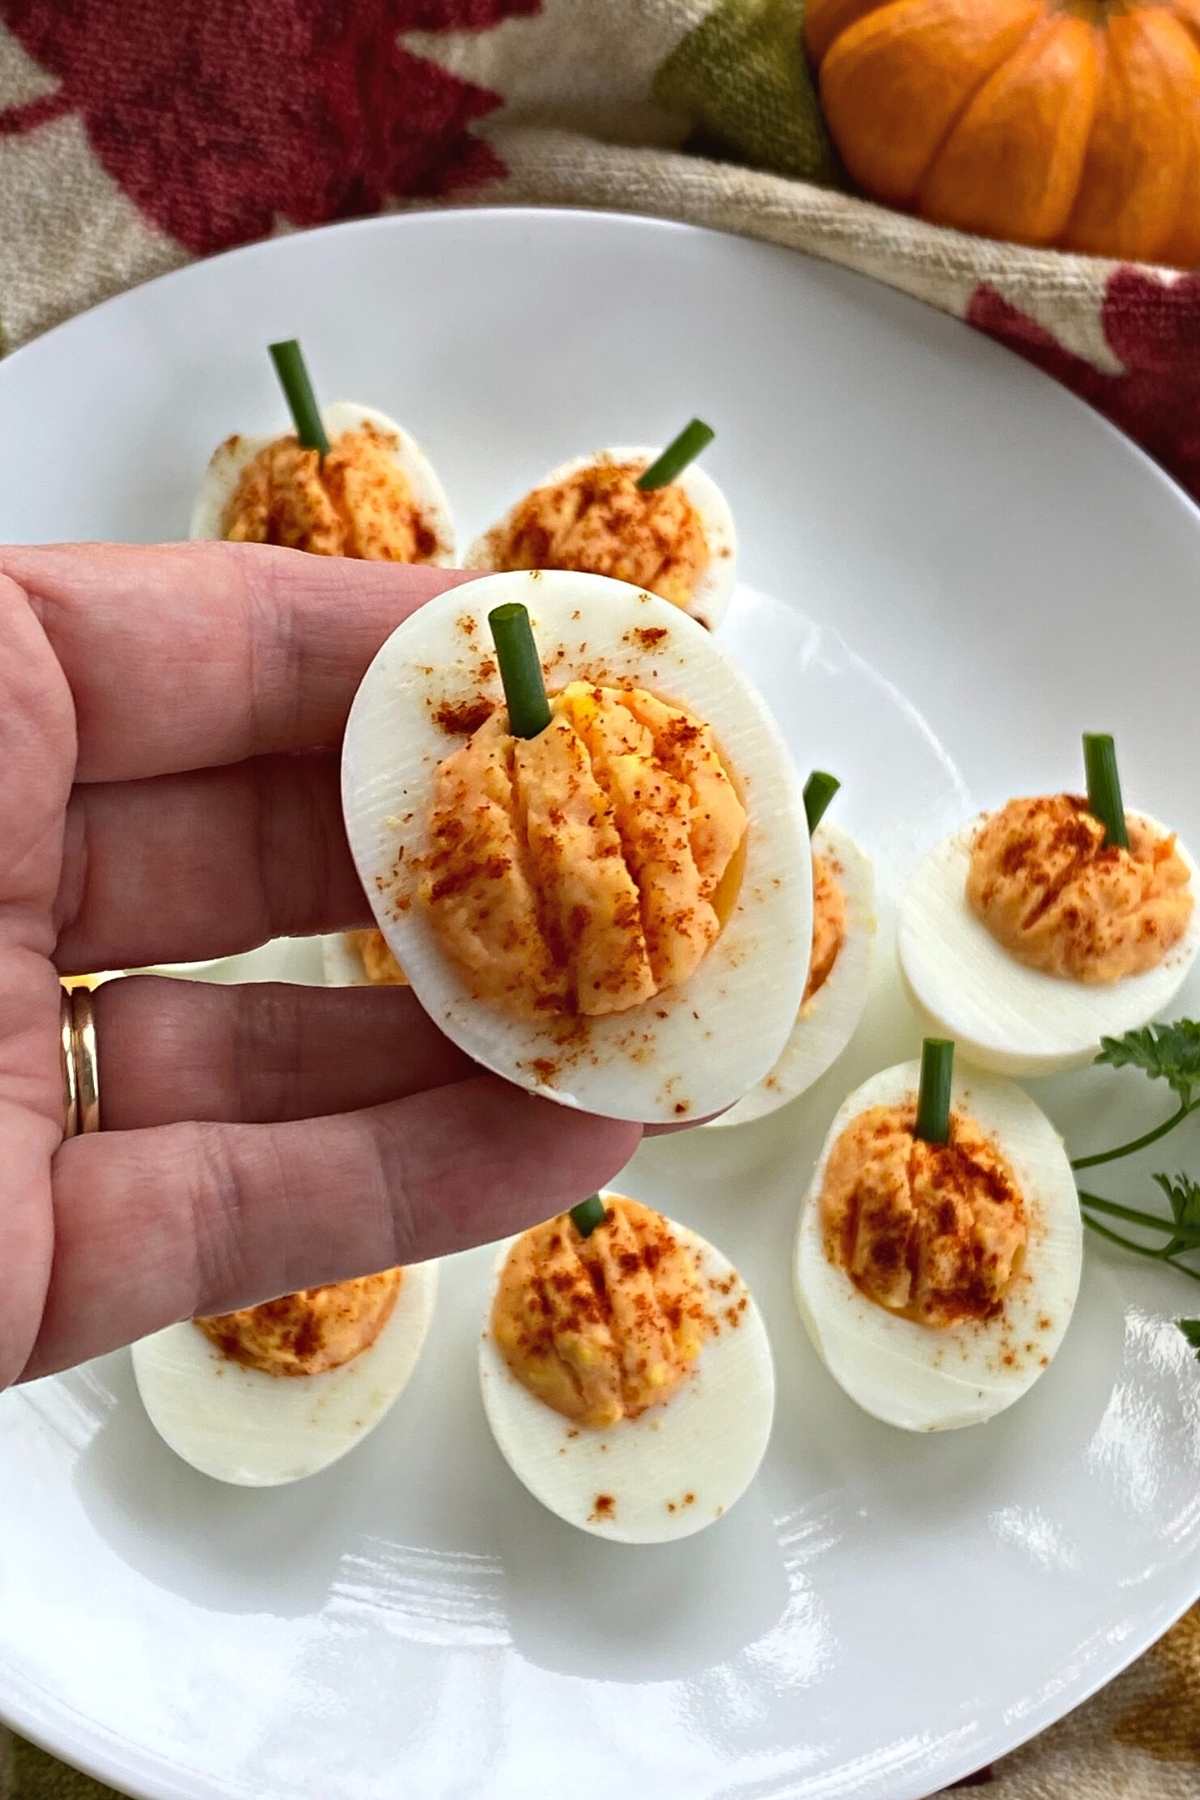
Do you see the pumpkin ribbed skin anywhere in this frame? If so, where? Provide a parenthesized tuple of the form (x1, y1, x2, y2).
(806, 0, 1200, 265)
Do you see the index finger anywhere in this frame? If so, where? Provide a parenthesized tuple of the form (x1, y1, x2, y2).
(22, 1080, 641, 1383)
(1, 541, 472, 781)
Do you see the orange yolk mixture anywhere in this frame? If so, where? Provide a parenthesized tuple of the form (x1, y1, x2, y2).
(221, 424, 440, 561)
(805, 854, 846, 1004)
(196, 1270, 402, 1377)
(967, 794, 1193, 983)
(352, 927, 407, 986)
(487, 459, 709, 611)
(421, 681, 747, 1017)
(491, 1197, 713, 1426)
(820, 1105, 1027, 1328)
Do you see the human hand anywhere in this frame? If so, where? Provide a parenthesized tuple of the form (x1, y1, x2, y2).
(0, 542, 640, 1389)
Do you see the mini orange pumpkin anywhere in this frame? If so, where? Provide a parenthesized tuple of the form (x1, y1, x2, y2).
(805, 0, 1200, 266)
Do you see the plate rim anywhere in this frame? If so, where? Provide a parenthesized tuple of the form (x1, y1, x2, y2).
(3, 1567, 1195, 1800)
(1, 200, 1197, 539)
(2, 201, 1198, 1800)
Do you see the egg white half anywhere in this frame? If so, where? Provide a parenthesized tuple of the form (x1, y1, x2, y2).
(794, 1061, 1082, 1431)
(466, 445, 736, 630)
(189, 401, 456, 563)
(132, 1262, 438, 1486)
(126, 956, 231, 977)
(709, 823, 875, 1127)
(899, 812, 1200, 1076)
(479, 1208, 774, 1543)
(341, 569, 812, 1123)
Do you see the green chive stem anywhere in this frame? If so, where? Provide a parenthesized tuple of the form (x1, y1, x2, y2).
(268, 339, 330, 457)
(804, 771, 841, 836)
(1083, 732, 1129, 850)
(570, 1194, 606, 1238)
(488, 603, 552, 739)
(914, 1038, 954, 1145)
(636, 418, 715, 491)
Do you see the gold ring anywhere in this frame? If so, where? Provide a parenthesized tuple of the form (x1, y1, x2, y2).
(61, 985, 101, 1136)
(60, 988, 78, 1139)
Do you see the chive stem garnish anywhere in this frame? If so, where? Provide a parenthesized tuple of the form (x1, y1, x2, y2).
(804, 771, 840, 835)
(488, 602, 552, 739)
(914, 1038, 954, 1145)
(571, 1194, 606, 1238)
(1083, 732, 1129, 850)
(268, 338, 330, 457)
(636, 418, 715, 491)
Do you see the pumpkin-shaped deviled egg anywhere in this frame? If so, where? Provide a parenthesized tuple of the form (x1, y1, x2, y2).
(709, 772, 875, 1127)
(794, 1041, 1082, 1432)
(191, 340, 455, 564)
(467, 420, 735, 630)
(341, 570, 812, 1124)
(133, 1264, 438, 1486)
(480, 1192, 775, 1542)
(899, 735, 1199, 1076)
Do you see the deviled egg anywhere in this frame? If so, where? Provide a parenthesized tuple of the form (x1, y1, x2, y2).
(190, 340, 454, 563)
(322, 928, 407, 987)
(341, 569, 811, 1124)
(794, 1041, 1082, 1431)
(899, 735, 1199, 1075)
(710, 772, 875, 1127)
(133, 1264, 437, 1485)
(480, 1193, 774, 1542)
(467, 421, 735, 630)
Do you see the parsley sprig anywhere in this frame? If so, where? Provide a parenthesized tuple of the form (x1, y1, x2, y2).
(1073, 1023, 1200, 1170)
(1072, 1021, 1200, 1357)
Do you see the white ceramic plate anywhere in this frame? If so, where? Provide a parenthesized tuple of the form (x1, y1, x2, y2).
(1, 209, 1198, 1800)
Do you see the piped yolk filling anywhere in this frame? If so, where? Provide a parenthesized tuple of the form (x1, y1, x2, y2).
(805, 854, 847, 1004)
(352, 927, 407, 986)
(492, 1196, 713, 1426)
(221, 423, 440, 561)
(421, 682, 747, 1017)
(967, 794, 1192, 983)
(488, 459, 710, 611)
(820, 1104, 1027, 1329)
(196, 1269, 403, 1377)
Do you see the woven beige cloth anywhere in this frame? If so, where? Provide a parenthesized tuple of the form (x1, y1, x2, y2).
(1, 3, 1197, 1795)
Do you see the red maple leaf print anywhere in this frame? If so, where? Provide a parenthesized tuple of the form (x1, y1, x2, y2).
(968, 270, 1200, 505)
(0, 0, 540, 255)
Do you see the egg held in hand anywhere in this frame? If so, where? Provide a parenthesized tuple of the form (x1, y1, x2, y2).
(133, 1264, 438, 1485)
(467, 445, 736, 630)
(900, 794, 1200, 1076)
(341, 570, 811, 1123)
(794, 1059, 1082, 1431)
(480, 1195, 775, 1542)
(190, 400, 455, 564)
